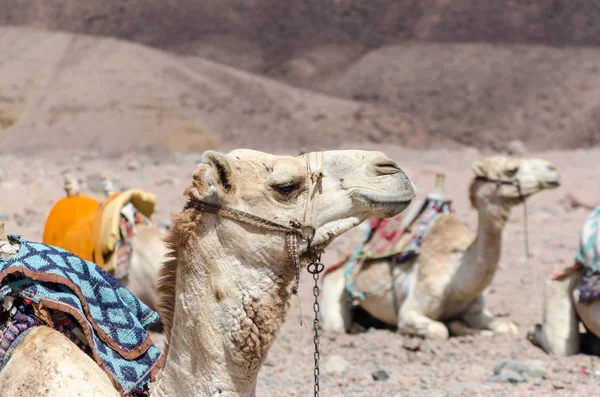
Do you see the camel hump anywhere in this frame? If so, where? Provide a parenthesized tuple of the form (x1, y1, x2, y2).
(421, 213, 473, 254)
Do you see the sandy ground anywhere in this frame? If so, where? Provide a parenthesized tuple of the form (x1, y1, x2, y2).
(2, 144, 600, 396)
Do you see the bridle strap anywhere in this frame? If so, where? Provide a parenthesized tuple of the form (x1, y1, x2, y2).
(303, 152, 324, 239)
(185, 199, 302, 235)
(474, 175, 518, 187)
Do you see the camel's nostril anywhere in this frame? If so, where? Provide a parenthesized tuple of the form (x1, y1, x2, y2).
(375, 161, 402, 175)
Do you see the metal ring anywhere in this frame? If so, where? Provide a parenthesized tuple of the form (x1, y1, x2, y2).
(307, 261, 324, 274)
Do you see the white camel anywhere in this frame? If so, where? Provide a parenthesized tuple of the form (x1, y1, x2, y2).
(0, 149, 416, 397)
(529, 204, 600, 356)
(321, 156, 561, 339)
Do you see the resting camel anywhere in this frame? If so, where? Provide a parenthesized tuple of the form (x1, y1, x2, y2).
(43, 175, 168, 311)
(321, 156, 561, 339)
(528, 204, 600, 356)
(0, 149, 416, 397)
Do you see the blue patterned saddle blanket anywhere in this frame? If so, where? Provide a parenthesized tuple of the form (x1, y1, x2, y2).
(0, 235, 163, 396)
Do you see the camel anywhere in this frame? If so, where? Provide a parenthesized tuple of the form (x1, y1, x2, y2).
(43, 175, 168, 311)
(0, 148, 416, 397)
(321, 155, 561, 339)
(528, 204, 600, 356)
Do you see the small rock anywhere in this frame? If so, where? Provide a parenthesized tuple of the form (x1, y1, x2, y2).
(23, 208, 37, 216)
(494, 359, 548, 379)
(506, 140, 527, 155)
(402, 338, 422, 352)
(323, 355, 349, 376)
(126, 159, 141, 171)
(420, 374, 433, 385)
(371, 369, 390, 382)
(552, 382, 565, 390)
(13, 213, 28, 227)
(499, 369, 527, 383)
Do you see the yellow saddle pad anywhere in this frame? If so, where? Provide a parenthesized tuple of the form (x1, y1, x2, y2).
(43, 189, 156, 269)
(42, 195, 100, 263)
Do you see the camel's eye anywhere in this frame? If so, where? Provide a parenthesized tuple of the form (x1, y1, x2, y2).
(505, 167, 519, 177)
(272, 182, 300, 195)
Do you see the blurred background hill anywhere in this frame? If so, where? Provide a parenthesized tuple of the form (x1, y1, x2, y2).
(1, 0, 599, 152)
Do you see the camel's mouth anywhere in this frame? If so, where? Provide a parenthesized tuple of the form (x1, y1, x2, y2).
(353, 191, 414, 217)
(543, 180, 561, 189)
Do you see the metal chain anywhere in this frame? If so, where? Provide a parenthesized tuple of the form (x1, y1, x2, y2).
(307, 254, 324, 397)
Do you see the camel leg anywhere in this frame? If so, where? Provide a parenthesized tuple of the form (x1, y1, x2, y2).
(461, 294, 518, 336)
(320, 266, 353, 333)
(573, 284, 600, 354)
(528, 275, 580, 356)
(447, 320, 494, 337)
(397, 295, 449, 339)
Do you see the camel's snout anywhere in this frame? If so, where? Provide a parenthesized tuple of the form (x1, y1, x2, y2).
(371, 158, 417, 199)
(537, 161, 561, 189)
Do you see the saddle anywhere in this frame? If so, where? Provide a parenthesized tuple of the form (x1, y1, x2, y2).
(43, 189, 156, 276)
(326, 173, 454, 303)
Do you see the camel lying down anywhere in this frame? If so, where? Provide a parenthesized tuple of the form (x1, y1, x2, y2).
(530, 205, 600, 356)
(322, 155, 561, 339)
(0, 149, 416, 397)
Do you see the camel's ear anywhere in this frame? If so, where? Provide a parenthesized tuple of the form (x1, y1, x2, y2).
(472, 159, 488, 178)
(202, 151, 235, 194)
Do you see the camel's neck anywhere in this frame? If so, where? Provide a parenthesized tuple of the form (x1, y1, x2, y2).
(154, 218, 294, 397)
(451, 199, 511, 300)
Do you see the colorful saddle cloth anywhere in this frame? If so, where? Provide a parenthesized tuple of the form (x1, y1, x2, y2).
(575, 205, 600, 302)
(338, 198, 452, 302)
(0, 236, 163, 396)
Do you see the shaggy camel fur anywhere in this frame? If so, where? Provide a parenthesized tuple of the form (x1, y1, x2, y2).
(321, 156, 561, 339)
(0, 149, 416, 397)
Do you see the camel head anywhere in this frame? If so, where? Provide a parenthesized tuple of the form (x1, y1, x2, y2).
(470, 155, 561, 207)
(188, 149, 416, 260)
